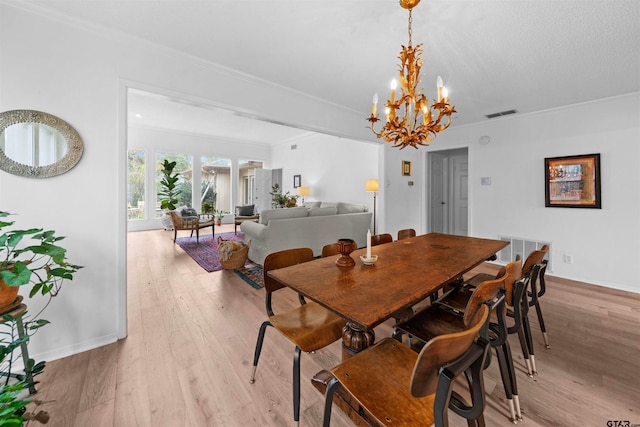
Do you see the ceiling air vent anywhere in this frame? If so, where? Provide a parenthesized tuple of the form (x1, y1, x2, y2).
(486, 109, 518, 119)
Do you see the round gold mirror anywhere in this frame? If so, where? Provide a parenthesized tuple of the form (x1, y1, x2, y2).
(0, 110, 83, 178)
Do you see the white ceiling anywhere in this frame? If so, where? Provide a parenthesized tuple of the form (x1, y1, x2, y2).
(15, 0, 640, 144)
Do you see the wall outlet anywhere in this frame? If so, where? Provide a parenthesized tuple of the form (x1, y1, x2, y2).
(564, 254, 574, 264)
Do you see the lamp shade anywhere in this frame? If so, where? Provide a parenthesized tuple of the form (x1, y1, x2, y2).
(365, 179, 379, 192)
(297, 186, 310, 197)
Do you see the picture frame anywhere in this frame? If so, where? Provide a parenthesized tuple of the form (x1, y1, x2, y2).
(545, 153, 601, 208)
(293, 174, 301, 188)
(402, 160, 412, 176)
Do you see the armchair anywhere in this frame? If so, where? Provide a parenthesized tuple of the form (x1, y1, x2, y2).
(168, 211, 215, 243)
(234, 204, 259, 234)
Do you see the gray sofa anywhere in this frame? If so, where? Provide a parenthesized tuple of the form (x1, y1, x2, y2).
(240, 202, 372, 265)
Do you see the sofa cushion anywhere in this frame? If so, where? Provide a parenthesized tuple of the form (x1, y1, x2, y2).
(304, 201, 321, 209)
(337, 202, 368, 214)
(320, 202, 337, 208)
(308, 206, 338, 217)
(236, 204, 255, 216)
(259, 206, 308, 225)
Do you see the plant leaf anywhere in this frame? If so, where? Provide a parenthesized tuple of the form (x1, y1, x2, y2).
(0, 262, 32, 286)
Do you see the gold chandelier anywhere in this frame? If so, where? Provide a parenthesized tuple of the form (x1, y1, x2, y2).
(367, 0, 456, 149)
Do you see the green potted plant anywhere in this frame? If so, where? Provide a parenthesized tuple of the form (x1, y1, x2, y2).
(158, 159, 182, 211)
(158, 160, 183, 229)
(269, 183, 298, 208)
(213, 209, 226, 226)
(0, 211, 82, 425)
(201, 201, 214, 214)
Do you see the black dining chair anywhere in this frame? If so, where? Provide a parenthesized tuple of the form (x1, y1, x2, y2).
(249, 248, 347, 426)
(322, 304, 491, 427)
(394, 259, 528, 423)
(371, 233, 393, 246)
(463, 245, 549, 376)
(397, 228, 416, 240)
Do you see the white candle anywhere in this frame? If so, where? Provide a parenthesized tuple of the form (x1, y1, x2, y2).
(390, 79, 397, 102)
(366, 229, 372, 259)
(372, 93, 378, 116)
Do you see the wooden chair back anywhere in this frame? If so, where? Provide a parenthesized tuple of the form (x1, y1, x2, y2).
(371, 233, 393, 246)
(463, 275, 506, 327)
(263, 248, 314, 294)
(168, 211, 187, 228)
(397, 228, 416, 240)
(522, 245, 549, 276)
(410, 304, 489, 398)
(497, 259, 523, 307)
(321, 243, 340, 258)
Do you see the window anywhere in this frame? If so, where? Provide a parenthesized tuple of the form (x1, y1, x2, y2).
(242, 175, 255, 205)
(127, 150, 145, 220)
(201, 156, 231, 214)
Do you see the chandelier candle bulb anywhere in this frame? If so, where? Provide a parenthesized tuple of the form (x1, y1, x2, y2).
(421, 103, 429, 124)
(372, 93, 378, 116)
(390, 79, 397, 102)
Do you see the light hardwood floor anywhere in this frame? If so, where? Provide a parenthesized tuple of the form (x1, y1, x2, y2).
(32, 227, 640, 426)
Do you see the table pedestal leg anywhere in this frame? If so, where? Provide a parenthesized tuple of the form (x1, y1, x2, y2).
(341, 321, 375, 360)
(312, 323, 376, 425)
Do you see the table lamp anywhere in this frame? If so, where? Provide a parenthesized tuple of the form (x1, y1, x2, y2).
(297, 186, 310, 205)
(365, 179, 378, 234)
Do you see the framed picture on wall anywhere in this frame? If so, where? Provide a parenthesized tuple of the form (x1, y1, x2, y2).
(293, 174, 301, 188)
(402, 160, 412, 176)
(545, 153, 601, 208)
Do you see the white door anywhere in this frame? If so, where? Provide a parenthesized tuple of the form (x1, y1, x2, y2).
(254, 168, 272, 213)
(429, 152, 447, 233)
(254, 168, 282, 212)
(428, 149, 468, 235)
(450, 154, 468, 236)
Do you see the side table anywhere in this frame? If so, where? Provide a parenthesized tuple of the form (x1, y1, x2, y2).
(0, 297, 36, 394)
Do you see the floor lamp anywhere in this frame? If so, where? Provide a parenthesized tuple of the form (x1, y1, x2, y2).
(365, 179, 378, 235)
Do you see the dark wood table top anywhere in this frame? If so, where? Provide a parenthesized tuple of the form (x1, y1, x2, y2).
(268, 233, 508, 329)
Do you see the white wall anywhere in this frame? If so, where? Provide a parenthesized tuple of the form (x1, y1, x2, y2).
(382, 144, 424, 237)
(269, 133, 379, 213)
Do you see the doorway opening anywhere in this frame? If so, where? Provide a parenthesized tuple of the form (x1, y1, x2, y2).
(427, 147, 468, 236)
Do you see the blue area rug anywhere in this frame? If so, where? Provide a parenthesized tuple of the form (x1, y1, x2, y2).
(175, 232, 246, 272)
(234, 262, 264, 289)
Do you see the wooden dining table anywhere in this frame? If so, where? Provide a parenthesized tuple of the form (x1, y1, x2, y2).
(268, 232, 509, 357)
(267, 232, 509, 425)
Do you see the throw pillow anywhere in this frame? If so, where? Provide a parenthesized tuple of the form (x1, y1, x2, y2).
(236, 204, 255, 216)
(181, 208, 198, 217)
(259, 206, 308, 225)
(308, 206, 338, 217)
(320, 202, 338, 208)
(304, 201, 321, 209)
